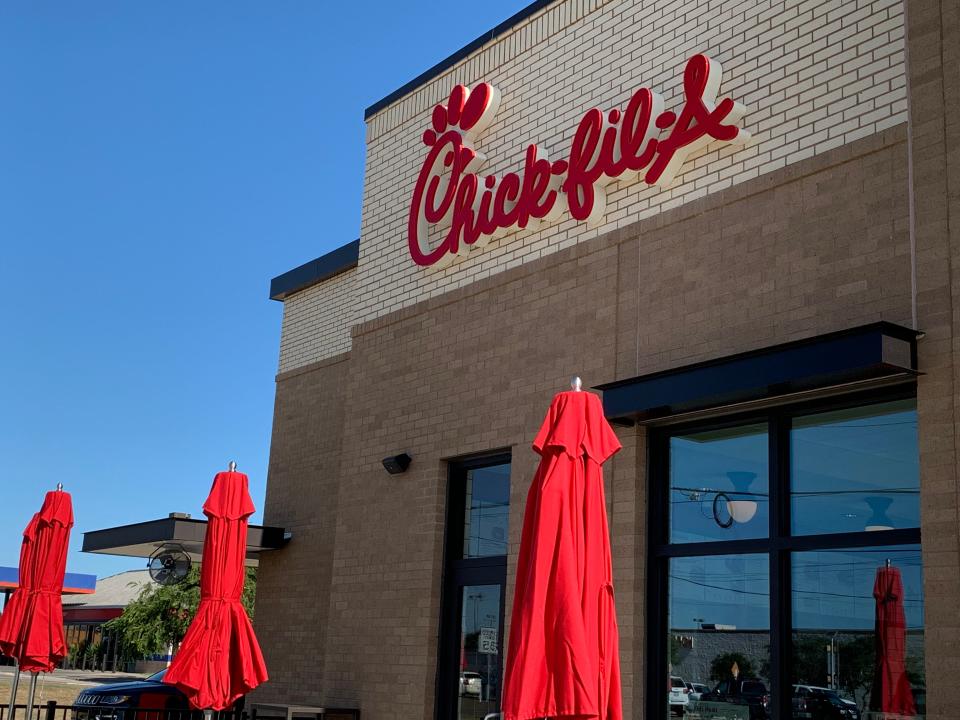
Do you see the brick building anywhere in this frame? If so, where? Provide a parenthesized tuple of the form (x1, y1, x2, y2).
(252, 1, 960, 718)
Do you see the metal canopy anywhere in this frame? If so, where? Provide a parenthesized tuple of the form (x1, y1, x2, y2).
(596, 322, 921, 425)
(81, 515, 289, 568)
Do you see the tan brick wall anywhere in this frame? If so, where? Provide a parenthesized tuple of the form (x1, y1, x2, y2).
(278, 269, 356, 371)
(354, 0, 907, 329)
(252, 353, 352, 705)
(258, 127, 914, 718)
(277, 0, 911, 374)
(905, 2, 960, 719)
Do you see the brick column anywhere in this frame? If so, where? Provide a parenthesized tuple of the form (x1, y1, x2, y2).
(908, 2, 960, 718)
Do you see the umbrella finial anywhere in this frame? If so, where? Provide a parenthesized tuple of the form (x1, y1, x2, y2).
(228, 461, 237, 472)
(570, 376, 582, 392)
(56, 482, 63, 491)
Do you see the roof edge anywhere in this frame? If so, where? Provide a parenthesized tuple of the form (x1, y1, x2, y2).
(269, 239, 360, 301)
(364, 0, 557, 120)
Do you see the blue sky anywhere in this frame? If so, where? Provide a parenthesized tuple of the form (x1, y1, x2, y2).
(0, 1, 528, 578)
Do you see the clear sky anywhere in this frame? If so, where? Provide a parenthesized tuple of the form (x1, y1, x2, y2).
(0, 1, 528, 578)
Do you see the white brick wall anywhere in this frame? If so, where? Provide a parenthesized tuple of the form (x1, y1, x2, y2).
(278, 268, 356, 373)
(279, 0, 907, 372)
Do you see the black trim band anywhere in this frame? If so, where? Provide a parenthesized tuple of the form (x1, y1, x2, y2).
(269, 239, 360, 301)
(365, 0, 557, 120)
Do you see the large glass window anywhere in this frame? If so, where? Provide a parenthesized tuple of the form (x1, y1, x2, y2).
(438, 455, 511, 720)
(792, 400, 919, 535)
(462, 464, 511, 558)
(669, 554, 770, 719)
(792, 546, 924, 715)
(670, 424, 769, 543)
(650, 391, 923, 720)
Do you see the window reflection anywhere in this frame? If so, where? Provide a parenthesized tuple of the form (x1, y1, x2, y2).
(457, 585, 502, 720)
(670, 424, 769, 544)
(462, 463, 510, 558)
(669, 555, 769, 720)
(791, 400, 919, 536)
(792, 546, 925, 719)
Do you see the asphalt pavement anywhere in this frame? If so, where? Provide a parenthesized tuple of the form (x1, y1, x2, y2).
(0, 666, 149, 687)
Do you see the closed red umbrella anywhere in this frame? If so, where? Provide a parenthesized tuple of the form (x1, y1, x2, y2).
(164, 470, 268, 710)
(503, 387, 622, 720)
(0, 488, 73, 672)
(1, 488, 73, 720)
(869, 563, 916, 716)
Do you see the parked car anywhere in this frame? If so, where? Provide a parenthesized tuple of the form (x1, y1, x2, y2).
(459, 671, 483, 697)
(668, 676, 690, 715)
(793, 685, 860, 720)
(698, 678, 770, 720)
(685, 682, 709, 701)
(73, 670, 240, 720)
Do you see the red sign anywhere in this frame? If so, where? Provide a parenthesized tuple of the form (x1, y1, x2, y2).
(408, 54, 750, 267)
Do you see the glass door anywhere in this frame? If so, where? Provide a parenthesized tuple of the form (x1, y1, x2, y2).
(456, 584, 504, 719)
(438, 455, 511, 720)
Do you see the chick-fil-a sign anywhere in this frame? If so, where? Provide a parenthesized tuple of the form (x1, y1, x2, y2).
(408, 54, 750, 267)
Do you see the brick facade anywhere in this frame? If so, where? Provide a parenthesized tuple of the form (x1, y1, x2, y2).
(254, 0, 960, 717)
(256, 128, 917, 717)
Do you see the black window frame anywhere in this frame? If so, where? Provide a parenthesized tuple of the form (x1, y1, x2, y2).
(436, 450, 512, 720)
(646, 384, 922, 720)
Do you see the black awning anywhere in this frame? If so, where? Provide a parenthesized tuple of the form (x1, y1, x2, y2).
(596, 322, 920, 424)
(82, 515, 289, 567)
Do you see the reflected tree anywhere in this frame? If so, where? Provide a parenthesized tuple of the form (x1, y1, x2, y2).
(792, 635, 829, 687)
(837, 636, 873, 710)
(710, 652, 756, 682)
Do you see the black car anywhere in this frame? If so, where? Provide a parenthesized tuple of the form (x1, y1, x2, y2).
(698, 678, 770, 720)
(793, 685, 860, 720)
(73, 670, 239, 720)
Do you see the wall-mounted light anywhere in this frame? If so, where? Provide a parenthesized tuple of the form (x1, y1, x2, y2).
(382, 453, 412, 475)
(864, 496, 894, 532)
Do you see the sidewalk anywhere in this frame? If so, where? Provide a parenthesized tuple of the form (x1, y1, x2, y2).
(0, 666, 149, 687)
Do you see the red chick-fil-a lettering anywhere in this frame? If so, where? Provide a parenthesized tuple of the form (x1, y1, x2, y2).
(408, 54, 749, 267)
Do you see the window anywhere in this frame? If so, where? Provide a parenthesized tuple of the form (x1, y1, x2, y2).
(437, 454, 511, 720)
(649, 390, 924, 720)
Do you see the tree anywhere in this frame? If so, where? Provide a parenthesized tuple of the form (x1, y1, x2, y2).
(709, 652, 757, 682)
(836, 635, 875, 710)
(793, 634, 830, 687)
(105, 567, 257, 658)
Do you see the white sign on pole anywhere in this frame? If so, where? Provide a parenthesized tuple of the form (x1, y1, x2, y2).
(478, 627, 498, 654)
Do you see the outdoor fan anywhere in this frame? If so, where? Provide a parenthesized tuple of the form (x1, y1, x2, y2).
(147, 544, 192, 586)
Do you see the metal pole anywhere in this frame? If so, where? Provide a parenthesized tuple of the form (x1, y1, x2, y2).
(7, 662, 21, 720)
(23, 674, 38, 720)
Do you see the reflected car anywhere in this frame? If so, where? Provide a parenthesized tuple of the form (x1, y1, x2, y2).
(792, 685, 860, 720)
(459, 671, 483, 697)
(686, 682, 709, 701)
(668, 676, 689, 715)
(698, 678, 770, 720)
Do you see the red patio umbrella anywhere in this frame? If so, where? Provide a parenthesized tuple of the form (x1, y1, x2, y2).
(164, 469, 268, 710)
(0, 488, 73, 671)
(0, 488, 73, 720)
(869, 563, 916, 716)
(503, 386, 623, 720)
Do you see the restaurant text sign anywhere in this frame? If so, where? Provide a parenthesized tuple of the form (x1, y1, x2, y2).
(407, 54, 750, 267)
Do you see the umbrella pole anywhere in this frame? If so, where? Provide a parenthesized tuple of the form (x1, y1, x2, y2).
(6, 662, 21, 720)
(22, 674, 37, 720)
